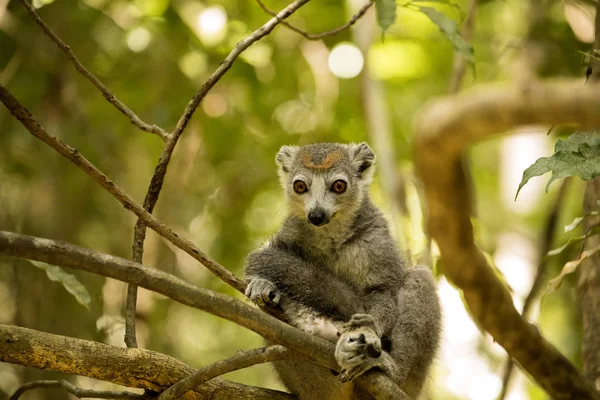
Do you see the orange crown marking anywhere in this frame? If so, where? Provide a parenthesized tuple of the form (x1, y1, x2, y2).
(298, 150, 344, 169)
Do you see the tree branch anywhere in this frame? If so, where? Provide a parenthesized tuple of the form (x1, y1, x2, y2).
(10, 380, 148, 400)
(0, 324, 293, 400)
(17, 0, 169, 140)
(448, 0, 476, 93)
(125, 0, 311, 348)
(413, 81, 600, 400)
(256, 0, 373, 40)
(579, 2, 600, 390)
(0, 230, 407, 399)
(498, 178, 572, 400)
(159, 346, 298, 400)
(0, 82, 245, 293)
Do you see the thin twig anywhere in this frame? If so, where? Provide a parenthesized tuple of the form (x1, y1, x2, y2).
(10, 380, 147, 400)
(448, 0, 476, 93)
(17, 0, 169, 141)
(497, 178, 571, 400)
(0, 82, 245, 293)
(123, 0, 311, 349)
(256, 0, 373, 40)
(0, 230, 407, 399)
(159, 346, 297, 400)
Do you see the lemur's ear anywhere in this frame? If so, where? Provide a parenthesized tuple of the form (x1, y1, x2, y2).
(350, 142, 375, 180)
(275, 145, 299, 173)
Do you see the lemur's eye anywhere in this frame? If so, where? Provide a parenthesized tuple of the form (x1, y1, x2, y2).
(293, 180, 308, 194)
(331, 180, 347, 194)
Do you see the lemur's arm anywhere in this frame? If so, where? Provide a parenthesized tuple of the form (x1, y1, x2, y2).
(245, 243, 363, 321)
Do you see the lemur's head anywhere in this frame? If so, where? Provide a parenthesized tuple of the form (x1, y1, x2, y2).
(276, 142, 375, 227)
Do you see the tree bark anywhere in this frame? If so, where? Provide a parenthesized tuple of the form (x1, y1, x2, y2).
(0, 324, 294, 400)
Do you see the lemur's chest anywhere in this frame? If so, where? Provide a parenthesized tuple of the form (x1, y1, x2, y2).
(330, 242, 372, 285)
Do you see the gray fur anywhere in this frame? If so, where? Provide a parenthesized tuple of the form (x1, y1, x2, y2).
(245, 142, 441, 399)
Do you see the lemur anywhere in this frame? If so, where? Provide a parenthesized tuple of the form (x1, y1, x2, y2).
(244, 142, 441, 399)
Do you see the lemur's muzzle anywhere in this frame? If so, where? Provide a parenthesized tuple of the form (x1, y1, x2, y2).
(308, 208, 329, 226)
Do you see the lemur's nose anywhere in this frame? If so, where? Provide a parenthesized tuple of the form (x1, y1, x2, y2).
(308, 209, 327, 226)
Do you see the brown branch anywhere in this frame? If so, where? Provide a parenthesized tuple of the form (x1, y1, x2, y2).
(448, 0, 477, 93)
(124, 0, 312, 349)
(0, 324, 293, 400)
(498, 178, 572, 400)
(0, 230, 407, 399)
(10, 380, 148, 400)
(0, 82, 245, 293)
(413, 81, 600, 400)
(256, 0, 373, 40)
(17, 0, 169, 140)
(159, 346, 298, 400)
(579, 1, 600, 391)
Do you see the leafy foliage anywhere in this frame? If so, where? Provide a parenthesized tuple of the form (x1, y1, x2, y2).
(30, 260, 91, 310)
(547, 244, 600, 293)
(516, 131, 600, 199)
(375, 0, 397, 36)
(411, 4, 473, 63)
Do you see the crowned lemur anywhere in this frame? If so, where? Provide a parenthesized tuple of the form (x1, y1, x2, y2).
(244, 142, 441, 399)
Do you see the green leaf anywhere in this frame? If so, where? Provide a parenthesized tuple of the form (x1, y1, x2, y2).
(515, 131, 600, 199)
(414, 5, 473, 63)
(547, 244, 600, 293)
(409, 0, 466, 21)
(546, 235, 587, 256)
(375, 0, 397, 35)
(30, 260, 91, 310)
(564, 212, 598, 233)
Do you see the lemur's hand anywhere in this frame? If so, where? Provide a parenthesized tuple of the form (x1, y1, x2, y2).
(335, 313, 382, 380)
(245, 278, 281, 307)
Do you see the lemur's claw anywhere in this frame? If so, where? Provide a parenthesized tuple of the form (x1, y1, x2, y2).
(245, 278, 280, 307)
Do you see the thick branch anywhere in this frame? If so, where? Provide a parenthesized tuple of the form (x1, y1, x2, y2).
(579, 1, 600, 391)
(0, 324, 293, 400)
(0, 231, 406, 399)
(0, 82, 245, 293)
(10, 380, 147, 400)
(159, 346, 297, 400)
(256, 0, 373, 40)
(413, 81, 600, 399)
(125, 0, 311, 348)
(17, 0, 168, 140)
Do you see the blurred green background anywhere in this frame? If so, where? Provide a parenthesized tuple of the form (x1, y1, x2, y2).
(0, 0, 595, 398)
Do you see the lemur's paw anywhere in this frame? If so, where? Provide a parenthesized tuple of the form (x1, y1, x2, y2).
(339, 358, 387, 383)
(340, 313, 380, 335)
(245, 278, 280, 307)
(335, 326, 382, 371)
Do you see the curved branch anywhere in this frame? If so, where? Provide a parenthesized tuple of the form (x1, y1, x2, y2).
(256, 0, 373, 40)
(10, 380, 147, 400)
(0, 82, 245, 293)
(17, 0, 168, 140)
(159, 346, 298, 400)
(0, 230, 406, 399)
(0, 324, 293, 400)
(413, 81, 600, 399)
(125, 0, 311, 347)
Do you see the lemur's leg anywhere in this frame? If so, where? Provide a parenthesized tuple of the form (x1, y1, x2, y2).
(334, 266, 441, 394)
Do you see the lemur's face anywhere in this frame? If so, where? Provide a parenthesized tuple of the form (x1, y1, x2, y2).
(276, 143, 375, 227)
